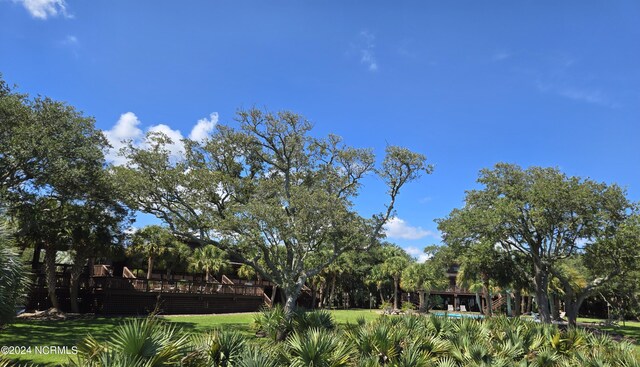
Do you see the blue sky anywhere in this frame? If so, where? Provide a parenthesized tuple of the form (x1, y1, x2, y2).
(2, 1, 639, 261)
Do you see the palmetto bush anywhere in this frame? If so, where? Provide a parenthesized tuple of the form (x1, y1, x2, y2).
(282, 328, 354, 367)
(58, 314, 638, 367)
(0, 223, 30, 327)
(253, 305, 335, 340)
(67, 317, 189, 367)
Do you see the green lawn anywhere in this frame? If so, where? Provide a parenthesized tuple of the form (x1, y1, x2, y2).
(578, 317, 640, 343)
(1, 311, 636, 366)
(0, 309, 380, 366)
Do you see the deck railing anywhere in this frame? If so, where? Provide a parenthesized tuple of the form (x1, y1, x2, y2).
(89, 277, 264, 297)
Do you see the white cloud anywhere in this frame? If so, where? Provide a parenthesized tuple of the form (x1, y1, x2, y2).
(15, 0, 71, 19)
(384, 217, 435, 240)
(147, 124, 185, 160)
(359, 30, 378, 72)
(405, 246, 432, 263)
(104, 112, 144, 166)
(189, 112, 218, 142)
(104, 112, 220, 166)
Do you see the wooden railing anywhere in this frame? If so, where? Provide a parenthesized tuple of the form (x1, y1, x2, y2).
(263, 293, 272, 308)
(93, 265, 113, 277)
(492, 294, 506, 311)
(432, 286, 472, 294)
(89, 277, 264, 297)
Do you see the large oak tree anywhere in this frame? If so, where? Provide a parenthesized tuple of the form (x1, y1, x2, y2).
(438, 163, 636, 325)
(114, 108, 431, 327)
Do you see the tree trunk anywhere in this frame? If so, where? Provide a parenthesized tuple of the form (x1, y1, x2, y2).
(277, 280, 305, 341)
(475, 292, 482, 314)
(205, 269, 210, 283)
(328, 273, 337, 308)
(562, 288, 588, 327)
(318, 285, 324, 308)
(44, 247, 60, 310)
(147, 256, 154, 280)
(310, 283, 317, 309)
(514, 289, 522, 317)
(533, 264, 551, 323)
(69, 250, 87, 313)
(32, 242, 43, 271)
(549, 292, 557, 320)
(270, 285, 278, 308)
(393, 276, 400, 310)
(418, 291, 426, 312)
(482, 275, 492, 316)
(506, 292, 512, 317)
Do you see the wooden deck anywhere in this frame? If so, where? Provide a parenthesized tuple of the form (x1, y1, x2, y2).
(26, 266, 269, 315)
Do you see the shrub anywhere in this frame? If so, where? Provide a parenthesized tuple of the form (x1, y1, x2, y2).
(253, 305, 292, 340)
(63, 314, 640, 367)
(0, 224, 30, 327)
(254, 306, 336, 340)
(185, 329, 246, 367)
(401, 301, 415, 311)
(294, 308, 335, 331)
(283, 328, 353, 367)
(68, 317, 189, 367)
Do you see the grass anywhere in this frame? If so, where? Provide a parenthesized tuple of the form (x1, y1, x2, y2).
(578, 317, 640, 342)
(1, 311, 637, 366)
(0, 309, 381, 366)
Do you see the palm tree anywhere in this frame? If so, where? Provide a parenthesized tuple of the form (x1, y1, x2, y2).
(457, 267, 484, 314)
(238, 263, 258, 282)
(379, 246, 412, 310)
(128, 226, 176, 280)
(189, 245, 230, 282)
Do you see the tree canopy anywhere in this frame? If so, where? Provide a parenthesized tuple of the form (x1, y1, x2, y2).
(438, 163, 637, 324)
(114, 108, 431, 321)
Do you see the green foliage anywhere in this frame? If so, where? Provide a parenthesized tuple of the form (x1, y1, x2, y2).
(0, 223, 30, 326)
(438, 163, 637, 324)
(283, 328, 354, 367)
(253, 305, 336, 341)
(115, 107, 431, 318)
(0, 76, 130, 310)
(68, 317, 189, 367)
(128, 225, 184, 278)
(401, 301, 416, 311)
(4, 314, 639, 366)
(185, 329, 246, 367)
(189, 245, 230, 282)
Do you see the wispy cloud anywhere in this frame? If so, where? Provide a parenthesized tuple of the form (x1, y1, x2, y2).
(536, 81, 620, 108)
(419, 196, 432, 204)
(358, 30, 378, 72)
(14, 0, 71, 19)
(103, 111, 219, 166)
(384, 217, 437, 241)
(59, 35, 79, 57)
(492, 50, 511, 62)
(61, 35, 78, 45)
(404, 246, 432, 263)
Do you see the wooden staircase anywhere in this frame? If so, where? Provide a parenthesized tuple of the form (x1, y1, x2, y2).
(491, 294, 506, 311)
(263, 293, 272, 308)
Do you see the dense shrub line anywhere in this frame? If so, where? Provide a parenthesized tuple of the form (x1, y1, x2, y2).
(1, 310, 638, 366)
